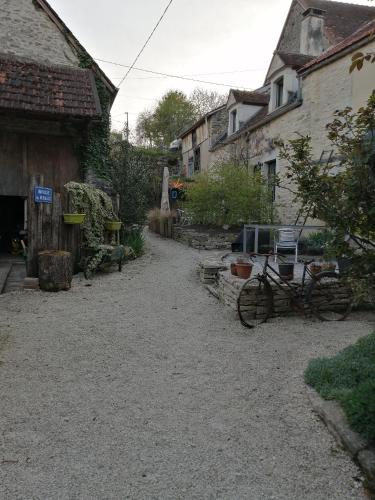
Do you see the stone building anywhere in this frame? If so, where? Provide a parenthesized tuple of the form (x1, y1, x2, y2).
(0, 0, 117, 276)
(181, 0, 375, 223)
(180, 105, 227, 176)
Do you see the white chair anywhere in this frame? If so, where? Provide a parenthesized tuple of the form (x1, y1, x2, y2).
(274, 228, 298, 263)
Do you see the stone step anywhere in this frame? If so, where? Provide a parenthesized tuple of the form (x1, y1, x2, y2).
(0, 263, 12, 294)
(3, 263, 26, 293)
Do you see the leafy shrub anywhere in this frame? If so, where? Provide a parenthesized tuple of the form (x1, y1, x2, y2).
(305, 332, 375, 442)
(123, 227, 145, 257)
(110, 141, 166, 224)
(341, 380, 375, 442)
(184, 162, 276, 226)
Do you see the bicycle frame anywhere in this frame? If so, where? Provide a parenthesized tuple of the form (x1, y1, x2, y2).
(252, 253, 315, 311)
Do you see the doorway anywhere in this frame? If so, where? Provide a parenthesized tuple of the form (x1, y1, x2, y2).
(0, 196, 26, 255)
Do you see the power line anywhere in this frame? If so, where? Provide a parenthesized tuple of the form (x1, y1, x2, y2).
(96, 58, 255, 90)
(110, 67, 267, 81)
(118, 0, 174, 87)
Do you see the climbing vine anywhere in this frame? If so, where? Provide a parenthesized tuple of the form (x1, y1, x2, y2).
(78, 53, 112, 179)
(64, 182, 116, 247)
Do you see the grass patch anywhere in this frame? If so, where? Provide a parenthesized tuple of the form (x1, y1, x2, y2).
(305, 332, 375, 442)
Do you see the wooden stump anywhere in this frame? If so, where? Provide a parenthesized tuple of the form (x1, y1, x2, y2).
(38, 250, 73, 292)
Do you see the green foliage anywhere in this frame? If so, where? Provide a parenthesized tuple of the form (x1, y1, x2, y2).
(123, 227, 145, 257)
(341, 380, 375, 442)
(64, 182, 116, 248)
(136, 90, 196, 148)
(305, 333, 375, 442)
(184, 162, 276, 226)
(305, 333, 375, 399)
(350, 51, 375, 73)
(277, 95, 375, 301)
(300, 230, 335, 255)
(110, 141, 163, 224)
(78, 55, 112, 179)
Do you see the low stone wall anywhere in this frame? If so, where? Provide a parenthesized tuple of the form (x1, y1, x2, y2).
(173, 226, 238, 250)
(216, 270, 296, 316)
(199, 260, 352, 318)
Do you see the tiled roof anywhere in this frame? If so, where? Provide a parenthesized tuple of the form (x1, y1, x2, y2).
(301, 0, 375, 45)
(277, 52, 315, 69)
(0, 55, 102, 118)
(35, 0, 117, 98)
(299, 18, 375, 73)
(230, 89, 270, 105)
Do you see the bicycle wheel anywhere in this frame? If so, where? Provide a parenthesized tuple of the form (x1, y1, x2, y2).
(237, 277, 273, 328)
(306, 271, 353, 321)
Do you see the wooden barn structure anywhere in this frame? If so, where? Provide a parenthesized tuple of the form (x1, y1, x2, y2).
(0, 0, 117, 279)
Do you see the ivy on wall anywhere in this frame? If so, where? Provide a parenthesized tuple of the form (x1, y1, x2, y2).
(78, 53, 112, 180)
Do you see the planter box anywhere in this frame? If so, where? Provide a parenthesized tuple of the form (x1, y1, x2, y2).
(63, 213, 86, 225)
(105, 221, 122, 231)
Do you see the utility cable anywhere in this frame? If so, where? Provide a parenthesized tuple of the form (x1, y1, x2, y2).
(96, 58, 255, 90)
(118, 0, 174, 87)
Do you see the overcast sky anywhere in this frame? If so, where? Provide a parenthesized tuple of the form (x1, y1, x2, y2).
(48, 0, 373, 131)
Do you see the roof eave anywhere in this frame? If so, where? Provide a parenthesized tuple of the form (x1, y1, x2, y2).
(222, 99, 303, 146)
(298, 35, 374, 77)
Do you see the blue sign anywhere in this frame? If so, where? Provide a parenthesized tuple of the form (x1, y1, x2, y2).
(171, 189, 178, 200)
(34, 186, 53, 204)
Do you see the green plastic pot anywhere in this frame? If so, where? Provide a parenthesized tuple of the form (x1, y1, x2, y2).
(105, 221, 122, 231)
(63, 213, 86, 225)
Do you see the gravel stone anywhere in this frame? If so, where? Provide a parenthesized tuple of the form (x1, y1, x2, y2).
(0, 232, 373, 499)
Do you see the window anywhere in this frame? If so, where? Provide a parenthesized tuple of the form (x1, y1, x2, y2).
(267, 160, 276, 202)
(230, 109, 237, 134)
(192, 130, 197, 148)
(194, 147, 201, 172)
(275, 77, 284, 108)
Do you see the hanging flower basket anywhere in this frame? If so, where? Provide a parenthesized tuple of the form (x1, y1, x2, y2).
(105, 221, 122, 231)
(63, 213, 86, 225)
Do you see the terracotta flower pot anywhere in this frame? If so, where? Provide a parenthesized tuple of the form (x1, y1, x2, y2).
(236, 262, 253, 279)
(309, 263, 322, 275)
(321, 262, 336, 272)
(230, 262, 238, 276)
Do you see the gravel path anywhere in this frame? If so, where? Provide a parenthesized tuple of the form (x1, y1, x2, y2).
(0, 232, 374, 500)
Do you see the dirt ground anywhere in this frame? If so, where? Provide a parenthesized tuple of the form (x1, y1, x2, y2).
(0, 231, 373, 500)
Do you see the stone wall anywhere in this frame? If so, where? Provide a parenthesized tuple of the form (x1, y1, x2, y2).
(209, 107, 228, 148)
(173, 226, 238, 250)
(199, 261, 352, 319)
(0, 0, 79, 67)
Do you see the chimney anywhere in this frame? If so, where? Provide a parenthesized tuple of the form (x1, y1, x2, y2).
(300, 8, 327, 56)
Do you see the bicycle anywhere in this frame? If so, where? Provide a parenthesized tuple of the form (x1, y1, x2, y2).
(237, 253, 353, 328)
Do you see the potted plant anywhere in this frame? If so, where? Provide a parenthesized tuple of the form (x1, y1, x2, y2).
(337, 256, 352, 275)
(309, 262, 322, 275)
(63, 213, 86, 225)
(236, 258, 253, 279)
(321, 261, 336, 272)
(230, 262, 238, 276)
(105, 220, 122, 231)
(278, 262, 295, 281)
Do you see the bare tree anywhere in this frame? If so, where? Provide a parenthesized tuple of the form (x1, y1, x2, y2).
(189, 88, 227, 119)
